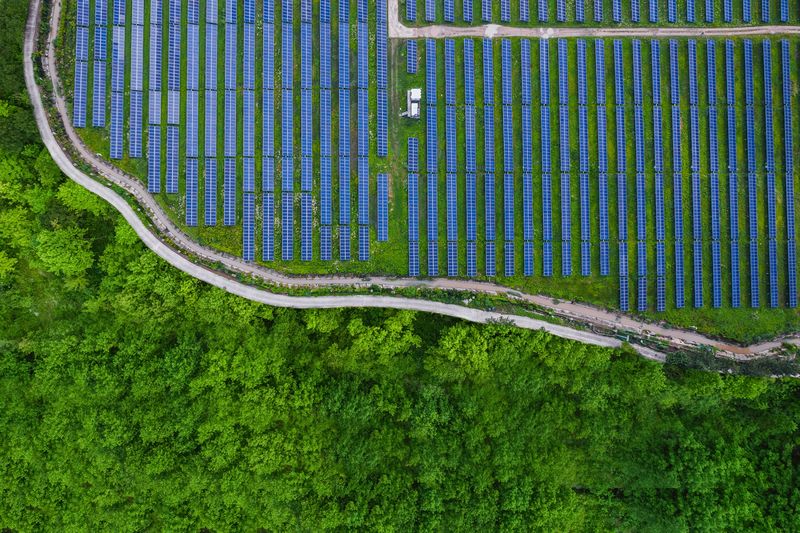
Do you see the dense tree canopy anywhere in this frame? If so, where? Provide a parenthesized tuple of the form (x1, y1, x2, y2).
(2, 7, 799, 530)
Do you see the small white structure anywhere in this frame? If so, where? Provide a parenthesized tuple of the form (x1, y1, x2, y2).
(401, 88, 422, 119)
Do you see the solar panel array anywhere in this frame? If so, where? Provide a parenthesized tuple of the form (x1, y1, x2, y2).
(464, 40, 477, 276)
(613, 40, 629, 311)
(541, 40, 552, 277)
(596, 40, 610, 277)
(73, 2, 89, 128)
(76, 0, 800, 311)
(427, 39, 439, 276)
(669, 40, 685, 309)
(377, 0, 388, 158)
(782, 41, 798, 308)
(558, 40, 571, 277)
(339, 0, 351, 262)
(707, 40, 722, 308)
(185, 0, 200, 227)
(129, 1, 144, 159)
(763, 41, 779, 307)
(482, 0, 492, 22)
(652, 40, 666, 311)
(356, 0, 370, 261)
(109, 4, 125, 159)
(484, 39, 496, 276)
(407, 0, 416, 21)
(744, 40, 760, 307)
(427, 0, 436, 22)
(633, 40, 647, 311)
(92, 0, 108, 128)
(319, 0, 332, 260)
(464, 0, 473, 22)
(688, 40, 703, 308)
(445, 39, 458, 276)
(501, 40, 515, 276)
(577, 40, 590, 276)
(522, 40, 534, 277)
(407, 40, 418, 73)
(264, 0, 276, 261)
(725, 40, 741, 307)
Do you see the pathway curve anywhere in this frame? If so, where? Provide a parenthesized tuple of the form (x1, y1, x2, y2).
(25, 0, 800, 364)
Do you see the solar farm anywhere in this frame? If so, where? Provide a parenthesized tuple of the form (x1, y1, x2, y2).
(66, 0, 800, 322)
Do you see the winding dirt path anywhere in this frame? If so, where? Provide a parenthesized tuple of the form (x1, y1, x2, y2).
(25, 0, 800, 364)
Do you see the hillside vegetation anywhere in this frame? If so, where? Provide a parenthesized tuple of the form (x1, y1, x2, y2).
(2, 4, 799, 530)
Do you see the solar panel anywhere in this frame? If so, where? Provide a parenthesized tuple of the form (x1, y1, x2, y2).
(782, 40, 797, 307)
(302, 193, 313, 261)
(377, 174, 389, 242)
(426, 0, 436, 21)
(407, 0, 416, 21)
(243, 157, 255, 193)
(482, 0, 492, 21)
(147, 126, 161, 193)
(463, 0, 473, 22)
(445, 0, 455, 21)
(166, 126, 179, 193)
(129, 91, 143, 158)
(407, 40, 418, 74)
(263, 192, 274, 261)
(539, 0, 549, 21)
(109, 91, 123, 159)
(91, 60, 106, 127)
(205, 158, 217, 226)
(186, 158, 198, 227)
(72, 60, 88, 128)
(282, 191, 294, 260)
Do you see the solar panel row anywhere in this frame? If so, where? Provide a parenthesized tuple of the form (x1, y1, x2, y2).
(743, 40, 760, 308)
(109, 19, 125, 159)
(613, 41, 629, 311)
(632, 40, 646, 310)
(666, 42, 685, 308)
(687, 40, 703, 308)
(651, 40, 666, 311)
(73, 10, 89, 129)
(319, 0, 332, 261)
(782, 40, 798, 307)
(339, 0, 350, 262)
(724, 40, 741, 307)
(596, 40, 609, 276)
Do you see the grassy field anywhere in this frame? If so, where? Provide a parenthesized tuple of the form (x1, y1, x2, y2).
(58, 0, 800, 341)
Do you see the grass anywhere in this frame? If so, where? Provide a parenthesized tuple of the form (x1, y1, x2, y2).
(58, 1, 800, 342)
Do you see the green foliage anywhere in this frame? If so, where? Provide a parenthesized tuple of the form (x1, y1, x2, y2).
(34, 226, 93, 276)
(1, 9, 799, 528)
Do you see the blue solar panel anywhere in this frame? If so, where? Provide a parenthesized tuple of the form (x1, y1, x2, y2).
(466, 171, 476, 243)
(782, 40, 797, 307)
(92, 60, 106, 128)
(146, 86, 158, 126)
(520, 0, 530, 20)
(407, 40, 418, 74)
(282, 191, 294, 261)
(186, 158, 198, 227)
(445, 0, 455, 21)
(224, 90, 236, 156)
(262, 192, 274, 260)
(147, 126, 161, 193)
(482, 0, 492, 21)
(95, 0, 108, 26)
(129, 91, 143, 158)
(204, 91, 217, 157)
(243, 157, 255, 193)
(463, 0, 473, 21)
(112, 0, 126, 26)
(109, 91, 123, 159)
(426, 0, 436, 21)
(72, 60, 88, 128)
(300, 193, 312, 261)
(205, 158, 217, 226)
(500, 0, 511, 21)
(539, 0, 549, 21)
(407, 0, 416, 21)
(222, 157, 236, 225)
(165, 126, 179, 193)
(376, 173, 389, 242)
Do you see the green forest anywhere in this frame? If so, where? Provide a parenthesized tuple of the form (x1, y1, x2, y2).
(2, 2, 800, 530)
